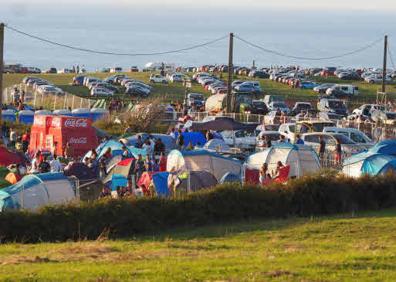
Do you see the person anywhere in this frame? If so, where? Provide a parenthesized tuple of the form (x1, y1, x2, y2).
(30, 151, 41, 173)
(51, 141, 58, 157)
(142, 139, 153, 158)
(264, 136, 272, 148)
(135, 135, 143, 148)
(159, 153, 167, 172)
(9, 127, 17, 148)
(121, 145, 131, 160)
(335, 139, 342, 165)
(279, 135, 286, 143)
(5, 164, 22, 184)
(21, 130, 30, 153)
(134, 154, 145, 181)
(169, 128, 176, 139)
(64, 142, 74, 160)
(152, 159, 160, 172)
(102, 147, 112, 161)
(154, 138, 165, 157)
(99, 187, 111, 198)
(206, 131, 214, 141)
(319, 136, 326, 159)
(50, 154, 62, 172)
(295, 134, 304, 145)
(176, 129, 184, 149)
(39, 156, 51, 173)
(259, 163, 271, 185)
(273, 161, 285, 178)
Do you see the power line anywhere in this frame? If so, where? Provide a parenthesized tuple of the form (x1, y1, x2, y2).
(5, 24, 228, 56)
(234, 35, 383, 61)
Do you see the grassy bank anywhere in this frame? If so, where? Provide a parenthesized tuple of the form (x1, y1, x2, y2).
(4, 72, 392, 104)
(1, 209, 396, 281)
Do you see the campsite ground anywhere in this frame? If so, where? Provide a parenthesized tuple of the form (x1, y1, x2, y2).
(3, 72, 391, 104)
(1, 209, 396, 281)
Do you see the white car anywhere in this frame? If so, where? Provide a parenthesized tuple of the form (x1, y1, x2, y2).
(268, 101, 290, 115)
(149, 74, 168, 84)
(256, 131, 288, 151)
(278, 123, 297, 143)
(169, 73, 184, 83)
(322, 127, 373, 145)
(91, 87, 114, 97)
(352, 104, 386, 117)
(220, 129, 257, 149)
(37, 85, 64, 96)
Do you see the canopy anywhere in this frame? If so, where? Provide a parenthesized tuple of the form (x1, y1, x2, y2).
(245, 143, 320, 179)
(189, 117, 258, 131)
(0, 146, 25, 167)
(343, 151, 396, 177)
(0, 173, 76, 211)
(64, 162, 97, 181)
(166, 150, 241, 182)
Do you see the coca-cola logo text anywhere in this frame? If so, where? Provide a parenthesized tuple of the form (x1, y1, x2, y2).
(64, 119, 88, 128)
(68, 137, 87, 144)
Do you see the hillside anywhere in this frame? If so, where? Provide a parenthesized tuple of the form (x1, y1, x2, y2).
(1, 210, 396, 281)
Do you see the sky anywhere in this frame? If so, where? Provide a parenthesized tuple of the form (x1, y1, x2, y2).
(1, 0, 396, 11)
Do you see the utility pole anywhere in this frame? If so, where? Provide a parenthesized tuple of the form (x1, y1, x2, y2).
(0, 23, 4, 126)
(382, 35, 388, 93)
(226, 32, 234, 113)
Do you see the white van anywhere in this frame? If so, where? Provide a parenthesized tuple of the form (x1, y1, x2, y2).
(323, 127, 373, 145)
(326, 84, 359, 96)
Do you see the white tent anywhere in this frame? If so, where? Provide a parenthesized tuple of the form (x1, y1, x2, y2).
(0, 173, 77, 212)
(245, 143, 320, 178)
(167, 150, 241, 182)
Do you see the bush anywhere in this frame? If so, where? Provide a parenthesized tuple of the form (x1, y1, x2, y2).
(1, 173, 396, 243)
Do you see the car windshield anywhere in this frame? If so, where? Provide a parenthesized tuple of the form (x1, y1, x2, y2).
(328, 101, 345, 108)
(273, 102, 286, 107)
(333, 134, 355, 144)
(296, 104, 311, 109)
(386, 113, 396, 120)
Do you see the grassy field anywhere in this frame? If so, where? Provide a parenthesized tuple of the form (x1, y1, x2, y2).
(1, 209, 396, 281)
(4, 72, 394, 105)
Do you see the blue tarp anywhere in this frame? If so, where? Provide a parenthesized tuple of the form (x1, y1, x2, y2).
(175, 132, 206, 147)
(152, 172, 170, 197)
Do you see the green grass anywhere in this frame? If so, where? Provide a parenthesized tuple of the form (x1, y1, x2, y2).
(2, 209, 396, 281)
(5, 72, 394, 105)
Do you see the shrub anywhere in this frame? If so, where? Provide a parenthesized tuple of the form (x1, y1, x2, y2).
(1, 173, 396, 243)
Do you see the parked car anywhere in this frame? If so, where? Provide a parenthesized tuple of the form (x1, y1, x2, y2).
(169, 73, 184, 83)
(352, 104, 387, 118)
(72, 75, 86, 86)
(45, 67, 57, 74)
(110, 67, 123, 73)
(248, 70, 269, 78)
(37, 85, 64, 96)
(221, 129, 257, 149)
(149, 74, 168, 84)
(256, 131, 288, 150)
(91, 87, 114, 97)
(250, 100, 268, 115)
(301, 132, 368, 155)
(130, 66, 139, 72)
(268, 101, 290, 114)
(300, 81, 319, 89)
(325, 84, 359, 97)
(263, 95, 284, 108)
(234, 81, 261, 93)
(323, 127, 373, 145)
(290, 102, 314, 116)
(317, 98, 348, 116)
(187, 93, 205, 108)
(125, 85, 151, 97)
(313, 83, 335, 94)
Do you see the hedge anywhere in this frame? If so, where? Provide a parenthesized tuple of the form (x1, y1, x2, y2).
(1, 172, 396, 243)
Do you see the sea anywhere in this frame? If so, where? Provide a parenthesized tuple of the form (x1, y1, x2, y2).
(1, 4, 396, 71)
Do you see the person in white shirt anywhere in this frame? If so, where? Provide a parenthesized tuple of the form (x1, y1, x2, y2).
(30, 152, 41, 174)
(50, 154, 62, 172)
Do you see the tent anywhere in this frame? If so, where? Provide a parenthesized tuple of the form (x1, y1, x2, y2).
(90, 108, 109, 122)
(29, 115, 98, 158)
(1, 109, 16, 123)
(188, 117, 258, 132)
(122, 133, 176, 152)
(244, 143, 320, 184)
(18, 110, 35, 124)
(103, 158, 134, 183)
(166, 150, 242, 182)
(219, 172, 240, 184)
(369, 140, 396, 155)
(64, 162, 97, 181)
(0, 173, 77, 211)
(204, 139, 231, 153)
(0, 146, 25, 167)
(343, 151, 396, 177)
(72, 108, 91, 118)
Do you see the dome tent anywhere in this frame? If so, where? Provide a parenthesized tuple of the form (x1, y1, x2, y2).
(342, 151, 396, 177)
(369, 140, 396, 155)
(0, 173, 77, 212)
(166, 150, 241, 182)
(244, 143, 320, 183)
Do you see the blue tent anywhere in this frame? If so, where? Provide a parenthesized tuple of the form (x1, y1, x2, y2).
(369, 140, 396, 155)
(0, 173, 76, 211)
(18, 110, 35, 124)
(152, 172, 170, 197)
(174, 132, 206, 147)
(343, 151, 396, 177)
(108, 174, 128, 191)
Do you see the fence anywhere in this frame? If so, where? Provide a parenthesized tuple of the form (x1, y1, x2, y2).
(3, 84, 94, 111)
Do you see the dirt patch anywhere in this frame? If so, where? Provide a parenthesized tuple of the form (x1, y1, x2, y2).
(1, 256, 58, 265)
(265, 270, 295, 278)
